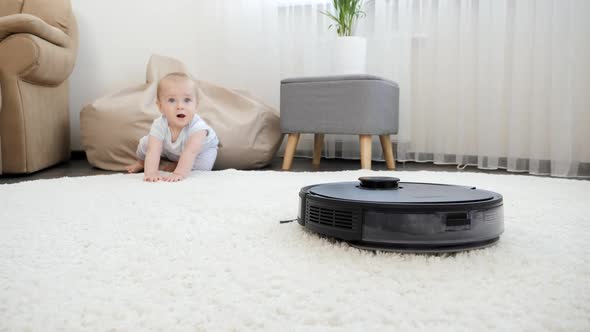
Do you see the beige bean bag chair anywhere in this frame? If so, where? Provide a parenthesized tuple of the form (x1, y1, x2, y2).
(81, 54, 282, 170)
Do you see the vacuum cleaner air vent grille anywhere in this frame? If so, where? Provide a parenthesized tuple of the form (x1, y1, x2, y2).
(306, 204, 358, 230)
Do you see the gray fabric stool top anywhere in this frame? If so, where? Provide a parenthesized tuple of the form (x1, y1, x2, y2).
(280, 74, 399, 170)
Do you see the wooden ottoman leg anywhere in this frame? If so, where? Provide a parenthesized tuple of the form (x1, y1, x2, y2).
(282, 133, 301, 170)
(379, 134, 396, 170)
(312, 133, 324, 167)
(359, 135, 372, 169)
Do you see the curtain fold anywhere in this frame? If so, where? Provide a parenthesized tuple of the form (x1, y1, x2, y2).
(278, 0, 590, 177)
(192, 0, 281, 107)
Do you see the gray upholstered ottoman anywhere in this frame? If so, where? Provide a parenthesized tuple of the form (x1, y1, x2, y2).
(280, 75, 399, 170)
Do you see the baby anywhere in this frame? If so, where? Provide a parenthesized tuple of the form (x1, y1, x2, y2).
(126, 72, 219, 182)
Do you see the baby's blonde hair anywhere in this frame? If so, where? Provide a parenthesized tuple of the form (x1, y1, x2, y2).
(157, 72, 195, 99)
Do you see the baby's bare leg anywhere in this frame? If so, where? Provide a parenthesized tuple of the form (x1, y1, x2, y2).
(126, 159, 145, 173)
(159, 160, 178, 172)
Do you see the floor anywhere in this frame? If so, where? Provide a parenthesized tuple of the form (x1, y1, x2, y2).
(0, 154, 532, 185)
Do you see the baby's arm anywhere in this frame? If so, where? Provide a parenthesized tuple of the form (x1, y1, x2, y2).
(144, 136, 164, 182)
(165, 130, 207, 182)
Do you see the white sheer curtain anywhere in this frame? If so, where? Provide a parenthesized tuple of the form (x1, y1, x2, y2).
(198, 0, 589, 177)
(278, 0, 590, 177)
(191, 0, 281, 107)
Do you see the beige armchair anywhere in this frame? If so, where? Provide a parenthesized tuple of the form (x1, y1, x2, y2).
(0, 0, 78, 174)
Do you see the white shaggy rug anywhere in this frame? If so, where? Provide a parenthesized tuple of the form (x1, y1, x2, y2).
(1, 169, 589, 331)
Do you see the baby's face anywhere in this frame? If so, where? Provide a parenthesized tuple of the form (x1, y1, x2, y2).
(156, 79, 197, 129)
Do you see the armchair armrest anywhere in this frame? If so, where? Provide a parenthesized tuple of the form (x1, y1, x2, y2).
(0, 14, 69, 47)
(0, 15, 77, 86)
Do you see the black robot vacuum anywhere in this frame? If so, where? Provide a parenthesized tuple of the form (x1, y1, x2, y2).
(298, 177, 504, 253)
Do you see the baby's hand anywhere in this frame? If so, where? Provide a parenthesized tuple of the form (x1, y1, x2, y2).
(144, 172, 162, 182)
(164, 173, 185, 182)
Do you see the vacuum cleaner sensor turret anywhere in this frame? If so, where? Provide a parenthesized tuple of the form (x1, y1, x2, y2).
(298, 177, 504, 253)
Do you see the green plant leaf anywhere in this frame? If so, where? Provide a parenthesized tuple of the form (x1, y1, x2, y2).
(319, 0, 365, 37)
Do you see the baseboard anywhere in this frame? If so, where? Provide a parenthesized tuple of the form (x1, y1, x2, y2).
(70, 150, 87, 160)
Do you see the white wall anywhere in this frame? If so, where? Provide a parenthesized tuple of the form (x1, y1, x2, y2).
(69, 0, 280, 150)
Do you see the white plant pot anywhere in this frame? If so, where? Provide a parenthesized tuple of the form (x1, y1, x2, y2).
(331, 36, 367, 75)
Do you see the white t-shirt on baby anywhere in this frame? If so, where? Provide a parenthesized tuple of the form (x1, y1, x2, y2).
(149, 115, 219, 162)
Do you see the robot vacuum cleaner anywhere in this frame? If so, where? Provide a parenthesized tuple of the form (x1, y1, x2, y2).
(298, 177, 504, 253)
